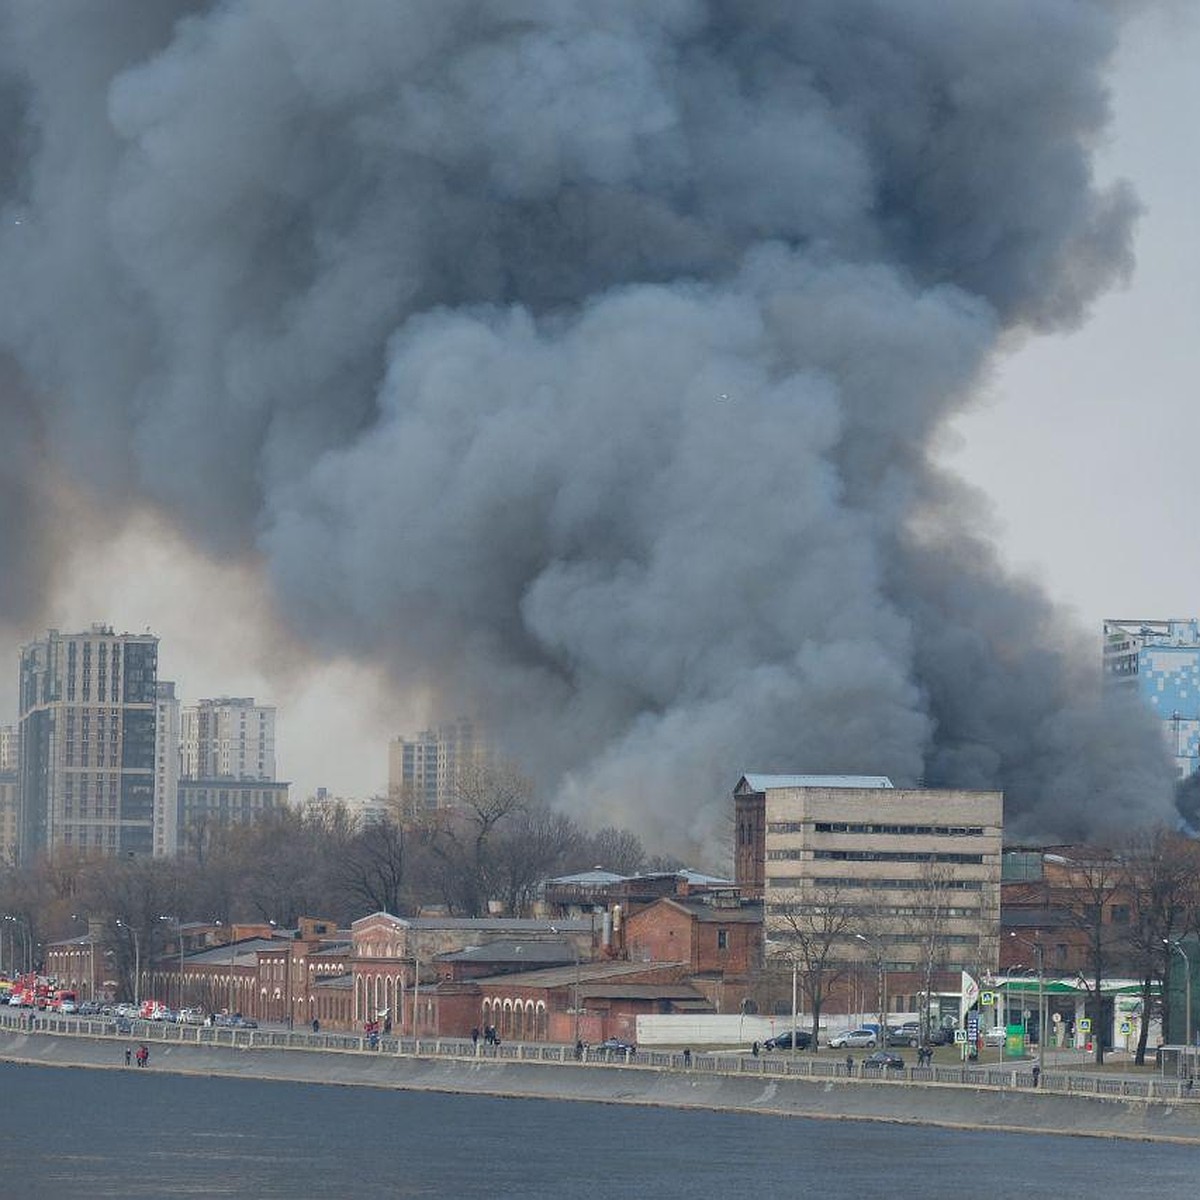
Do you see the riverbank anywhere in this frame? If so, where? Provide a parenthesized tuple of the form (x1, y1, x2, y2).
(3, 1026, 1199, 1144)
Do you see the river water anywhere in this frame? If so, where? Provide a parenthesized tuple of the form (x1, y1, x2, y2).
(0, 1062, 1191, 1198)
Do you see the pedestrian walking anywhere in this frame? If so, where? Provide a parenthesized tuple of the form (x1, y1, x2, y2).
(1031, 1064, 1041, 1088)
(125, 1046, 132, 1067)
(312, 1018, 320, 1034)
(683, 1048, 691, 1067)
(845, 1054, 854, 1075)
(752, 1041, 760, 1057)
(472, 1027, 480, 1048)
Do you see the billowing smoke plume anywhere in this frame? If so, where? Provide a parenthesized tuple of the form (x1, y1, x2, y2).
(0, 1, 1174, 851)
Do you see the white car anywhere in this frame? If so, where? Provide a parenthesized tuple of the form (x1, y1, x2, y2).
(829, 1028, 878, 1049)
(983, 1026, 1008, 1046)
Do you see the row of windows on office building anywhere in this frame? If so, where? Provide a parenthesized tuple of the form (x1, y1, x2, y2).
(768, 876, 986, 892)
(767, 821, 987, 837)
(766, 849, 986, 865)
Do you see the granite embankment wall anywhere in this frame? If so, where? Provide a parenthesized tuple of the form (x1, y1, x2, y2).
(3, 1027, 1199, 1144)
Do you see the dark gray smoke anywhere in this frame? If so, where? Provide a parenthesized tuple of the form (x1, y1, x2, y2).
(0, 1, 1174, 851)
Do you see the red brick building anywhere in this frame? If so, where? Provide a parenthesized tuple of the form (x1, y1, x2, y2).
(624, 897, 761, 980)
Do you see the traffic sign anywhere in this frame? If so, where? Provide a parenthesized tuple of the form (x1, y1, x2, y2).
(1119, 1021, 1131, 1035)
(1079, 1018, 1092, 1033)
(980, 991, 996, 1007)
(954, 1030, 968, 1044)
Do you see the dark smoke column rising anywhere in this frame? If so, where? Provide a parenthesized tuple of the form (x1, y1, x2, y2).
(0, 1, 1174, 851)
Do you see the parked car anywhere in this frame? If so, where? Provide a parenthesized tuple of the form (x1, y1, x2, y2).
(763, 1030, 812, 1051)
(862, 1050, 905, 1070)
(592, 1037, 635, 1057)
(925, 1026, 955, 1046)
(829, 1028, 878, 1049)
(886, 1024, 921, 1047)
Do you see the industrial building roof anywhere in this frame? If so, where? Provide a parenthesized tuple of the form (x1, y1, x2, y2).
(472, 959, 687, 990)
(438, 939, 577, 965)
(739, 774, 895, 791)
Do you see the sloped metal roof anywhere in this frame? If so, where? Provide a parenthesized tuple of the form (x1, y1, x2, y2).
(738, 774, 894, 792)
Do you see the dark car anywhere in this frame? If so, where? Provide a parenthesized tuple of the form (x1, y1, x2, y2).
(593, 1037, 635, 1057)
(925, 1027, 954, 1046)
(862, 1050, 905, 1070)
(885, 1024, 921, 1047)
(763, 1030, 813, 1051)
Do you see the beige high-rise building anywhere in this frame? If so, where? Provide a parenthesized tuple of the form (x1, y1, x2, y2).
(181, 697, 276, 782)
(734, 774, 1002, 976)
(153, 682, 180, 857)
(387, 718, 495, 814)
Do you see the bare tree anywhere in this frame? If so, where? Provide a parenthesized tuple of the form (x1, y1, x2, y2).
(1121, 828, 1200, 1063)
(770, 882, 856, 1049)
(337, 815, 410, 917)
(904, 862, 958, 1041)
(492, 806, 585, 916)
(586, 827, 646, 876)
(418, 762, 531, 916)
(1055, 848, 1128, 1065)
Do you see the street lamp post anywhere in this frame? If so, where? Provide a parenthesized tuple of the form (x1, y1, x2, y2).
(552, 926, 581, 1045)
(159, 917, 185, 1011)
(269, 921, 294, 1029)
(4, 916, 22, 978)
(5, 916, 31, 976)
(411, 953, 419, 1037)
(1166, 939, 1192, 1054)
(116, 921, 140, 1006)
(1009, 934, 1044, 1078)
(214, 921, 236, 1015)
(855, 934, 887, 1038)
(72, 914, 96, 1001)
(791, 955, 800, 1059)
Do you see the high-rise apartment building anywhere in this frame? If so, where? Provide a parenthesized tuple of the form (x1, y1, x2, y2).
(175, 696, 283, 854)
(154, 682, 180, 858)
(1103, 619, 1200, 780)
(735, 774, 1002, 975)
(387, 718, 494, 814)
(18, 625, 158, 860)
(0, 725, 17, 864)
(0, 725, 17, 771)
(181, 697, 276, 781)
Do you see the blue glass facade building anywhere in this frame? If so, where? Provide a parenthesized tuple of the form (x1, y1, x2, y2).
(1104, 619, 1200, 780)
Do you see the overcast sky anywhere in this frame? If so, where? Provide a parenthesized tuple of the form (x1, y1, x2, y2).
(942, 3, 1200, 634)
(3, 5, 1196, 808)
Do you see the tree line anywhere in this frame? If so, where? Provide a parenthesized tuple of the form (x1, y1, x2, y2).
(0, 763, 682, 998)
